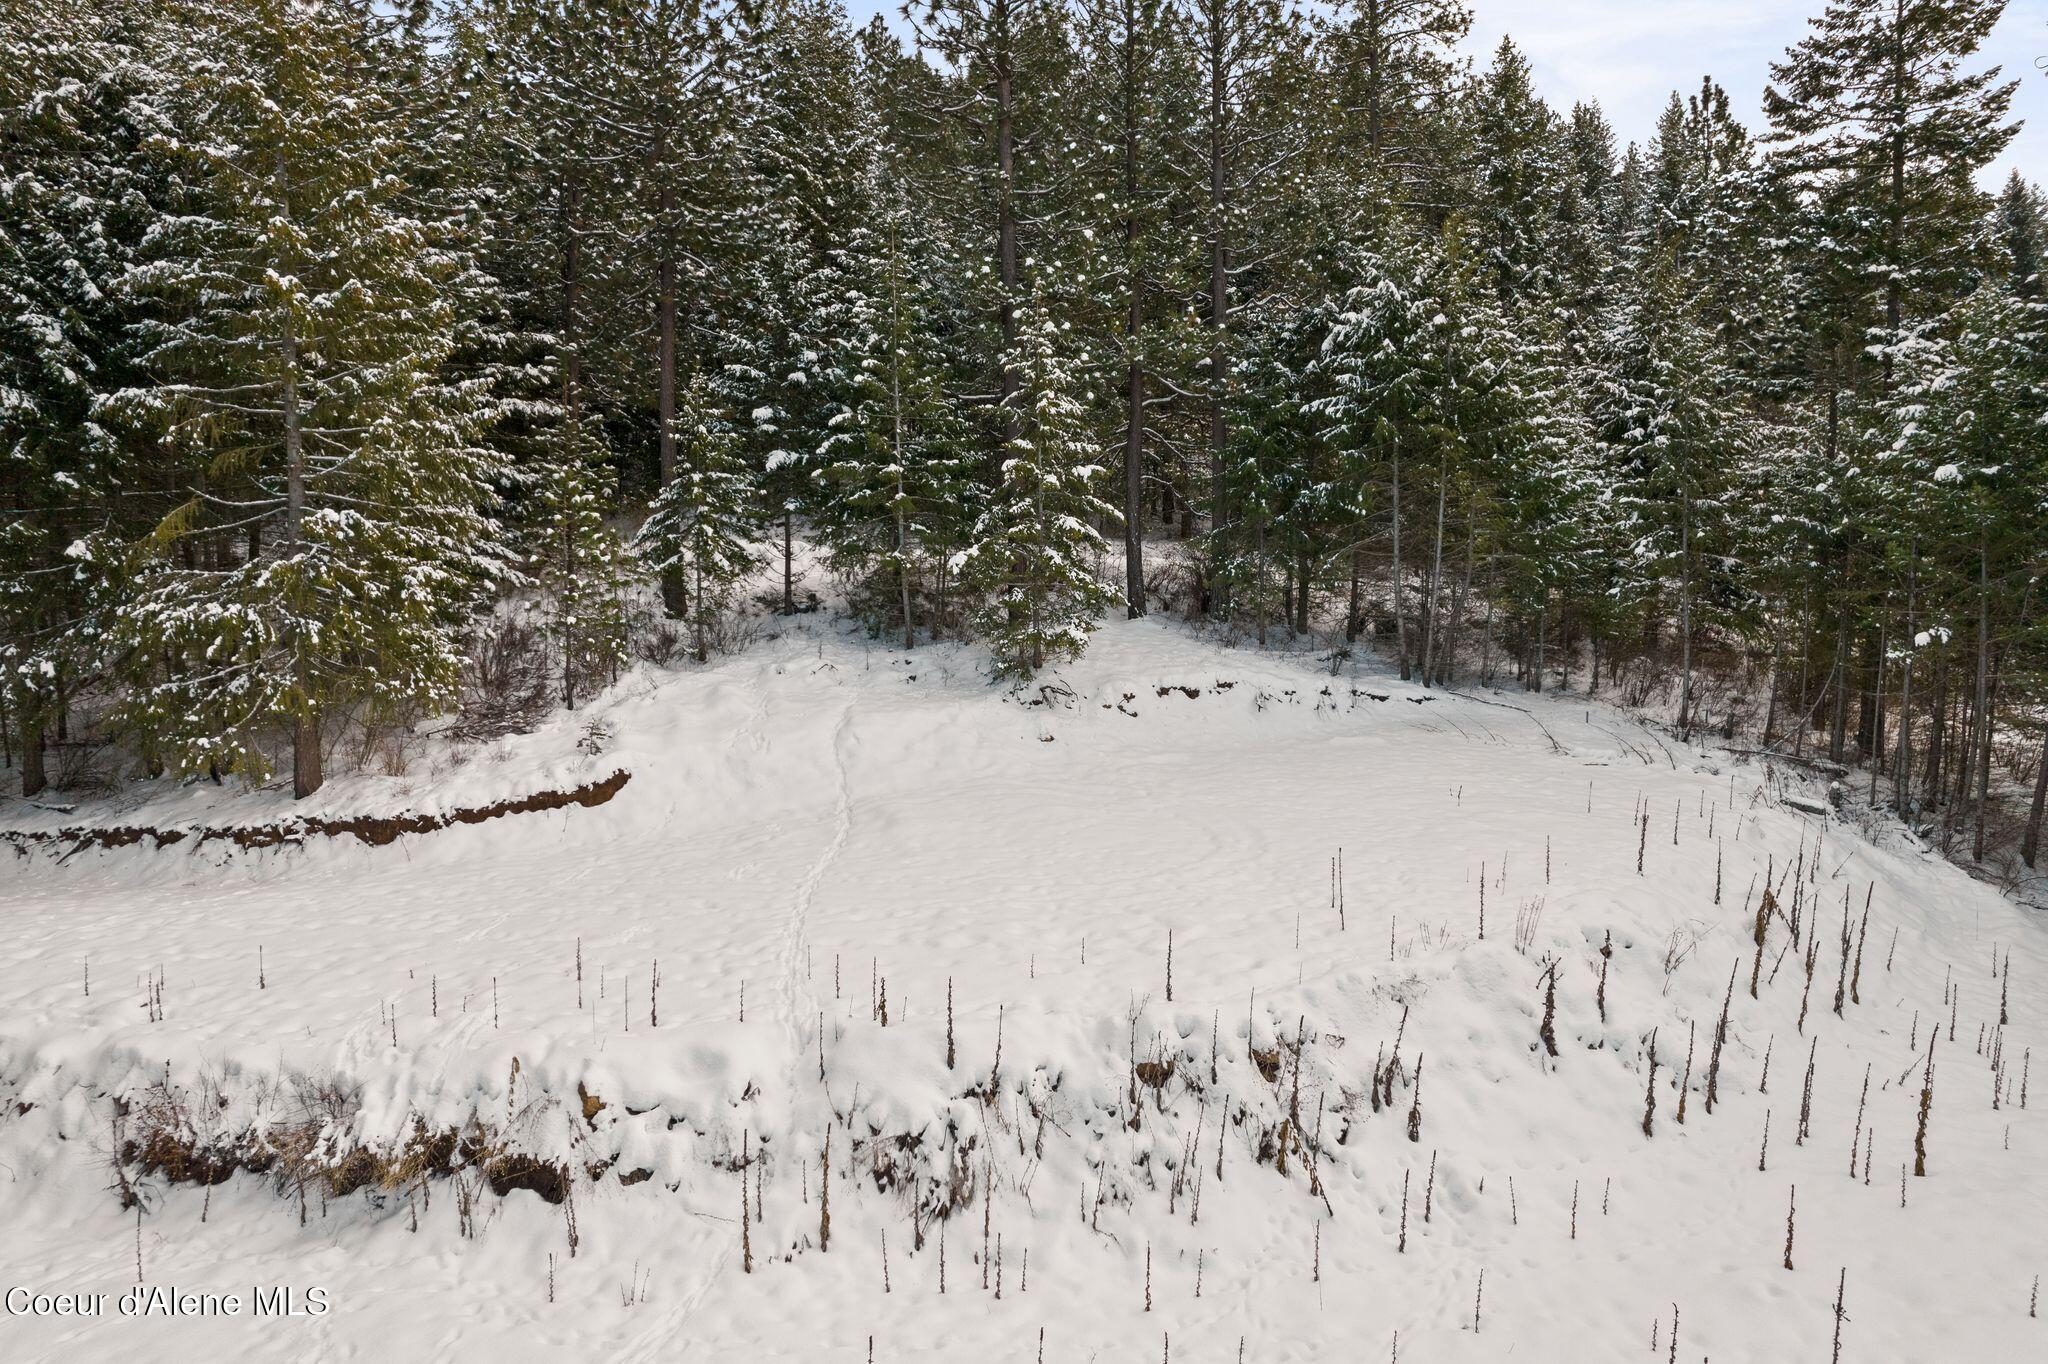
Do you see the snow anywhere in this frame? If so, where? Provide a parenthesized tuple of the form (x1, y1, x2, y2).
(0, 616, 2042, 1361)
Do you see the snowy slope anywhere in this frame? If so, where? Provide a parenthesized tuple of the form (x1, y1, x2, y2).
(0, 616, 2041, 1363)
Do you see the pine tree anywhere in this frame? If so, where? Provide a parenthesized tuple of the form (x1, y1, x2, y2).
(467, 0, 623, 458)
(1762, 0, 2021, 778)
(1462, 37, 1563, 314)
(729, 0, 872, 614)
(106, 0, 507, 797)
(1550, 100, 1621, 373)
(0, 0, 168, 793)
(633, 373, 762, 664)
(1994, 172, 2046, 295)
(529, 441, 633, 707)
(954, 301, 1121, 676)
(905, 0, 1046, 452)
(1764, 0, 2018, 383)
(1072, 0, 1197, 616)
(573, 0, 753, 619)
(815, 157, 975, 647)
(1327, 0, 1470, 177)
(1589, 247, 1752, 736)
(1887, 276, 2048, 839)
(1185, 0, 1317, 574)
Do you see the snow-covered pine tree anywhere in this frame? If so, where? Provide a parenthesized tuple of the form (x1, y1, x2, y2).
(1462, 36, 1564, 314)
(1588, 246, 1751, 736)
(633, 373, 761, 664)
(1886, 273, 2048, 838)
(108, 0, 507, 797)
(1549, 100, 1622, 376)
(1310, 232, 1474, 678)
(814, 157, 975, 648)
(0, 0, 168, 793)
(1184, 0, 1317, 589)
(954, 301, 1121, 677)
(1071, 0, 1198, 615)
(721, 0, 871, 615)
(1480, 319, 1591, 695)
(572, 0, 752, 620)
(1216, 302, 1337, 647)
(1311, 225, 1579, 687)
(1327, 0, 1470, 181)
(529, 438, 633, 708)
(477, 0, 619, 432)
(1757, 0, 2015, 740)
(1994, 172, 2047, 296)
(905, 0, 1051, 455)
(1640, 78, 1796, 398)
(1764, 0, 2018, 384)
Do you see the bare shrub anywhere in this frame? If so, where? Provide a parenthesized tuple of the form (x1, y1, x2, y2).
(1147, 552, 1208, 618)
(703, 607, 761, 658)
(458, 619, 552, 740)
(52, 738, 118, 793)
(1662, 922, 1705, 993)
(632, 613, 685, 668)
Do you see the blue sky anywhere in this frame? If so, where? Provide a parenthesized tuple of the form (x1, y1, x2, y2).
(845, 0, 2048, 189)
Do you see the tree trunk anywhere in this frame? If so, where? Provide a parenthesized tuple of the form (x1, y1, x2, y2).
(1346, 547, 1363, 642)
(1763, 614, 1784, 748)
(19, 707, 45, 798)
(1253, 514, 1267, 648)
(1857, 627, 1882, 759)
(2022, 724, 2048, 869)
(1391, 434, 1407, 679)
(694, 560, 708, 665)
(292, 703, 322, 800)
(277, 147, 319, 800)
(1677, 490, 1693, 738)
(1121, 27, 1146, 619)
(996, 17, 1020, 443)
(1124, 337, 1145, 618)
(1294, 547, 1310, 637)
(1972, 540, 1993, 861)
(1924, 647, 1949, 809)
(1441, 515, 1474, 686)
(1205, 20, 1229, 588)
(1828, 606, 1850, 764)
(1895, 551, 1916, 817)
(561, 177, 582, 427)
(1950, 673, 1975, 851)
(1419, 458, 1446, 687)
(1479, 559, 1497, 685)
(1869, 624, 1887, 803)
(1791, 585, 1814, 754)
(782, 508, 794, 615)
(1974, 668, 1999, 863)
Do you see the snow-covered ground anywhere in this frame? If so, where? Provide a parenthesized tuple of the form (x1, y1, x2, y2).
(1, 616, 2040, 1362)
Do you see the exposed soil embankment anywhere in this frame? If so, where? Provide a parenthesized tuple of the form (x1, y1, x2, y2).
(1, 768, 630, 859)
